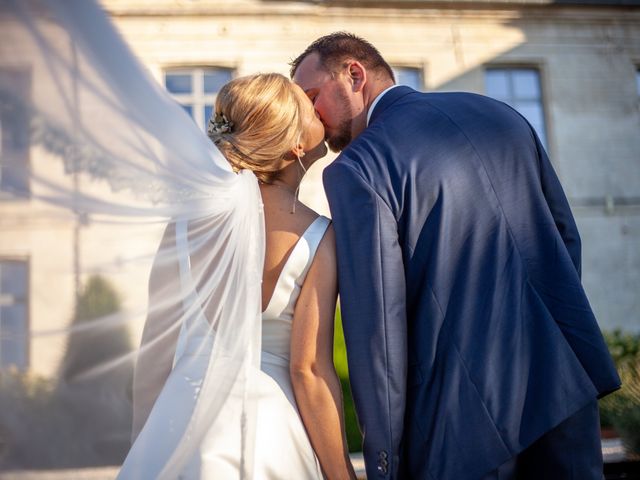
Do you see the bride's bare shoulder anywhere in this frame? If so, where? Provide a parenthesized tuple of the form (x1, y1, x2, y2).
(294, 200, 323, 227)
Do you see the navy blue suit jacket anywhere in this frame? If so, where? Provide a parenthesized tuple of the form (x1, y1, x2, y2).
(323, 87, 620, 480)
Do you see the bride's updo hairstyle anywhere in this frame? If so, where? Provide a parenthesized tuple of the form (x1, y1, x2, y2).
(208, 73, 311, 183)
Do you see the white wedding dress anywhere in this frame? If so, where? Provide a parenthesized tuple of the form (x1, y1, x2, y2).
(118, 215, 330, 479)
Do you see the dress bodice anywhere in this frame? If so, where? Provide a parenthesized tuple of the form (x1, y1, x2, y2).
(261, 215, 331, 362)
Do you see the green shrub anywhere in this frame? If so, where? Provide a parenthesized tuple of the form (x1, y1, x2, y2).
(333, 306, 363, 452)
(0, 369, 56, 467)
(600, 329, 640, 455)
(603, 329, 640, 367)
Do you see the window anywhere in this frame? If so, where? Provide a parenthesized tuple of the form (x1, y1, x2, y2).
(485, 68, 548, 148)
(392, 66, 423, 91)
(164, 68, 233, 131)
(0, 69, 31, 199)
(0, 260, 29, 369)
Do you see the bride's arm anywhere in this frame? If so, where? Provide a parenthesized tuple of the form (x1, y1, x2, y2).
(290, 225, 357, 480)
(131, 223, 182, 442)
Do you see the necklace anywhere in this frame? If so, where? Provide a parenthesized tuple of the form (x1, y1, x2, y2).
(261, 156, 306, 213)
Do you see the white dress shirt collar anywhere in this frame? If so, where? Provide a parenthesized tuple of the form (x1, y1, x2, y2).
(366, 84, 401, 126)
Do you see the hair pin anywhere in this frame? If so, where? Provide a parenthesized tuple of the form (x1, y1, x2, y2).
(208, 112, 234, 135)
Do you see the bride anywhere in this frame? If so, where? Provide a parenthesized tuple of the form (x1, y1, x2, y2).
(120, 73, 356, 480)
(0, 1, 354, 479)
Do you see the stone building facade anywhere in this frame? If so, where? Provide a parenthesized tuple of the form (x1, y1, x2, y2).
(0, 0, 638, 375)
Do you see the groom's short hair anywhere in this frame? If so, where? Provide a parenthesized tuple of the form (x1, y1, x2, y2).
(290, 32, 395, 82)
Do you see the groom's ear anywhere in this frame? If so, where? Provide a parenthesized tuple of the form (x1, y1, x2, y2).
(346, 60, 367, 93)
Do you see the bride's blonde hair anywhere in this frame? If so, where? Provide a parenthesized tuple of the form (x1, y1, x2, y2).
(208, 73, 312, 183)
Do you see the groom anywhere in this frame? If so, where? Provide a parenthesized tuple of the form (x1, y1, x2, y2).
(291, 33, 620, 479)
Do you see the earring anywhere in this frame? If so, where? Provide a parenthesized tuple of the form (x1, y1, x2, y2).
(291, 151, 307, 214)
(297, 154, 307, 174)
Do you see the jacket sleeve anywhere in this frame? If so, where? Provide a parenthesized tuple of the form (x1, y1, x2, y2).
(323, 161, 407, 480)
(534, 129, 582, 277)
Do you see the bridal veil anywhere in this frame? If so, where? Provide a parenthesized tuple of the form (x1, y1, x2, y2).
(0, 0, 264, 477)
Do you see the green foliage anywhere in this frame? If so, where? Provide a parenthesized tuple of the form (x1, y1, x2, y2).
(333, 306, 363, 452)
(0, 369, 57, 467)
(604, 329, 640, 367)
(600, 330, 640, 455)
(0, 368, 133, 468)
(333, 306, 349, 380)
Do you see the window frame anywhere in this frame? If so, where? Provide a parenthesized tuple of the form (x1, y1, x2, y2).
(0, 67, 32, 201)
(483, 63, 552, 154)
(163, 66, 235, 131)
(0, 257, 30, 370)
(391, 64, 426, 91)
